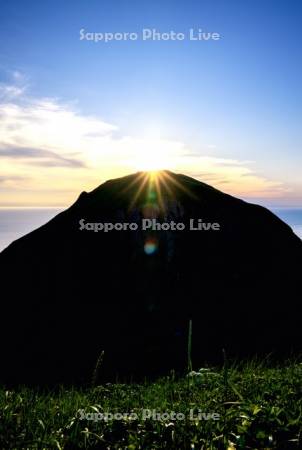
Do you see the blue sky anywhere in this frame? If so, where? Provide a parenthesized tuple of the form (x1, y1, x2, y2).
(0, 0, 301, 206)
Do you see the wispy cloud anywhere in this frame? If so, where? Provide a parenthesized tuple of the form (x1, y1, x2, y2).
(0, 175, 27, 184)
(0, 77, 288, 205)
(0, 84, 25, 99)
(0, 98, 116, 154)
(0, 146, 85, 167)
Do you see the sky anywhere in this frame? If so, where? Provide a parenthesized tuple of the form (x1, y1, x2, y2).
(0, 0, 301, 207)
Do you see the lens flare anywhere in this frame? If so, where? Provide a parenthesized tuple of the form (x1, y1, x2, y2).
(144, 238, 158, 255)
(121, 171, 193, 257)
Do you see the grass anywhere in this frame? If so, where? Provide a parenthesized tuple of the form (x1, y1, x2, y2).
(0, 359, 301, 449)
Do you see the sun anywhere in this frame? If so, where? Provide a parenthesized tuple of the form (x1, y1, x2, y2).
(132, 135, 180, 172)
(135, 149, 170, 171)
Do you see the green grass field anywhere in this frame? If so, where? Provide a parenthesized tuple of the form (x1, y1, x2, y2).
(1, 359, 301, 449)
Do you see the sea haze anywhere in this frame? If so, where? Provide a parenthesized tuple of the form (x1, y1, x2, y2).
(270, 208, 302, 241)
(0, 207, 301, 252)
(0, 208, 64, 252)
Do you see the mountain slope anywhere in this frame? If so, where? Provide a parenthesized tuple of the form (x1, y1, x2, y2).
(1, 171, 301, 384)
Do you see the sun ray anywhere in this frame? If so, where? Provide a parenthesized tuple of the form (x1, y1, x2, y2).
(127, 172, 150, 211)
(153, 174, 165, 212)
(160, 171, 197, 200)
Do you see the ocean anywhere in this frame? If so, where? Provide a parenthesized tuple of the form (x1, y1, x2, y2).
(0, 208, 64, 252)
(270, 207, 302, 241)
(0, 206, 301, 252)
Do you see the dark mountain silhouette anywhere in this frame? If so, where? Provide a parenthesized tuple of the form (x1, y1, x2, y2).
(0, 171, 301, 385)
